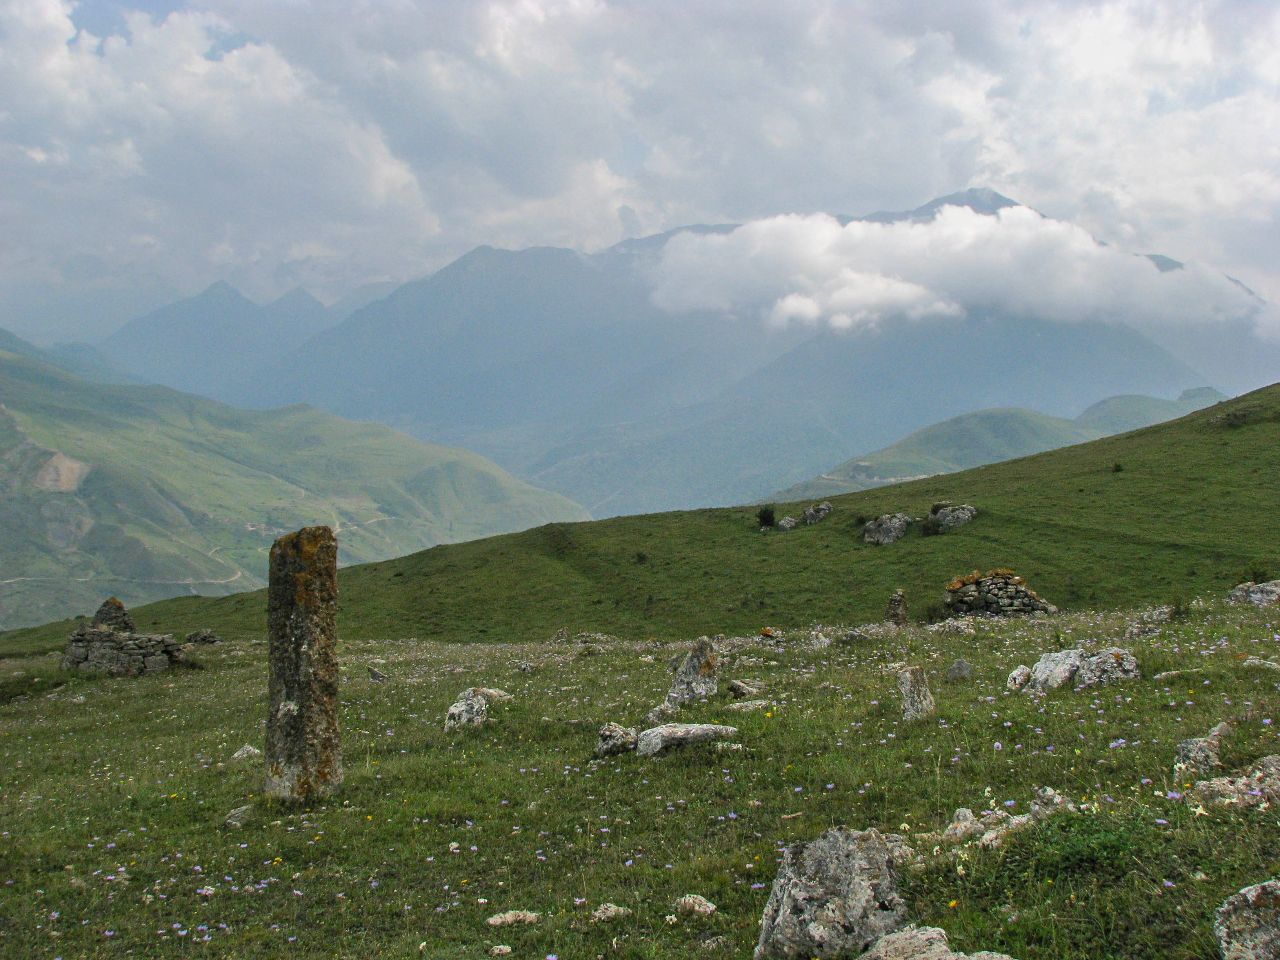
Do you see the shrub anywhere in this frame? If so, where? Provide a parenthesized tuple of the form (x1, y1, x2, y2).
(756, 505, 776, 528)
(1112, 461, 1124, 473)
(920, 516, 943, 537)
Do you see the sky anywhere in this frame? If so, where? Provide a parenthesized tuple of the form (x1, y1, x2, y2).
(1, 0, 1278, 342)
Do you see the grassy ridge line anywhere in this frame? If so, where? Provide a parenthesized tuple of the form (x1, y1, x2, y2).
(3, 383, 1277, 657)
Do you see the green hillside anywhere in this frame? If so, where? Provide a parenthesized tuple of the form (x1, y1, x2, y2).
(5, 382, 1274, 657)
(0, 348, 587, 630)
(775, 388, 1225, 501)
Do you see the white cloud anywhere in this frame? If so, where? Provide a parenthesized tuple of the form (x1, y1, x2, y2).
(651, 203, 1273, 337)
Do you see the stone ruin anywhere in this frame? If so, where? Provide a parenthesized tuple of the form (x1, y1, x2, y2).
(944, 569, 1057, 617)
(60, 598, 187, 677)
(265, 525, 343, 803)
(885, 589, 908, 626)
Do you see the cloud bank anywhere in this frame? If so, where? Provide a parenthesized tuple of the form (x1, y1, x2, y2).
(651, 204, 1275, 336)
(1, 0, 1279, 339)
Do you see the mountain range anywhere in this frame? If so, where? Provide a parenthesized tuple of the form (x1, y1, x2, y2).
(0, 335, 586, 629)
(64, 188, 1280, 516)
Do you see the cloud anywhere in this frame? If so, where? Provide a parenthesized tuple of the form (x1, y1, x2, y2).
(1, 0, 1278, 340)
(650, 203, 1274, 337)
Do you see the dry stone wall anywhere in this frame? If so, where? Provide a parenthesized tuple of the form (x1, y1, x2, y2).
(945, 570, 1057, 617)
(60, 598, 186, 677)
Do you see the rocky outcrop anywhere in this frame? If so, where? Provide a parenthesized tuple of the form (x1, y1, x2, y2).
(802, 502, 833, 525)
(1228, 581, 1280, 607)
(897, 666, 935, 721)
(864, 513, 910, 545)
(944, 570, 1056, 617)
(636, 723, 738, 757)
(863, 926, 1016, 960)
(1215, 879, 1280, 959)
(754, 827, 912, 959)
(595, 722, 639, 757)
(925, 502, 978, 533)
(1011, 648, 1139, 694)
(1192, 756, 1280, 810)
(1175, 721, 1232, 776)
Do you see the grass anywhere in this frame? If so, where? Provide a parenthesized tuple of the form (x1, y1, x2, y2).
(1, 601, 1278, 958)
(5, 382, 1276, 659)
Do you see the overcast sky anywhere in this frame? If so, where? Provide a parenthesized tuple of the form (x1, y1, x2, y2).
(2, 0, 1278, 342)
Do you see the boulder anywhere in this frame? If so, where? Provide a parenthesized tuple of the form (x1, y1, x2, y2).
(1228, 581, 1280, 607)
(864, 513, 910, 545)
(1073, 648, 1140, 689)
(863, 926, 1017, 960)
(1193, 756, 1280, 810)
(927, 503, 978, 532)
(444, 690, 489, 730)
(1215, 879, 1280, 960)
(897, 666, 935, 722)
(802, 502, 833, 525)
(754, 827, 911, 959)
(1175, 721, 1232, 776)
(729, 678, 763, 699)
(636, 723, 738, 757)
(777, 516, 799, 531)
(595, 722, 639, 757)
(1025, 650, 1087, 692)
(666, 638, 719, 706)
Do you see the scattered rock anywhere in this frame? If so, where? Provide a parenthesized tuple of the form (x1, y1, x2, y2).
(1123, 606, 1172, 642)
(946, 659, 973, 682)
(1244, 657, 1280, 673)
(1074, 648, 1141, 689)
(802, 502, 833, 525)
(864, 513, 911, 545)
(590, 903, 633, 924)
(367, 666, 388, 683)
(1193, 756, 1280, 809)
(91, 596, 135, 632)
(1215, 878, 1280, 959)
(730, 678, 763, 699)
(466, 687, 513, 703)
(926, 502, 978, 532)
(231, 744, 262, 763)
(941, 808, 984, 845)
(1175, 721, 1232, 776)
(863, 926, 1017, 960)
(224, 804, 252, 829)
(666, 638, 719, 706)
(897, 666, 935, 722)
(777, 516, 798, 531)
(185, 629, 221, 645)
(726, 699, 769, 712)
(1228, 580, 1280, 607)
(489, 947, 512, 958)
(445, 690, 490, 731)
(1006, 665, 1031, 691)
(944, 570, 1056, 617)
(636, 723, 738, 757)
(486, 910, 540, 927)
(885, 589, 908, 627)
(675, 894, 717, 917)
(976, 787, 1075, 849)
(644, 701, 681, 726)
(595, 722, 639, 758)
(754, 827, 912, 959)
(1015, 648, 1139, 693)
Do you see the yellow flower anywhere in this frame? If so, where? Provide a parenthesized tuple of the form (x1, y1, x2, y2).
(947, 900, 958, 909)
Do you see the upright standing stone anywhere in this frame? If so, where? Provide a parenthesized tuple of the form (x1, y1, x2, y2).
(885, 589, 908, 627)
(897, 666, 935, 721)
(265, 526, 342, 803)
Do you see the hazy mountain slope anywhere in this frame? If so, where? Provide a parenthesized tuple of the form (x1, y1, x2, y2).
(0, 349, 587, 629)
(98, 282, 336, 400)
(10, 381, 1274, 655)
(775, 387, 1226, 501)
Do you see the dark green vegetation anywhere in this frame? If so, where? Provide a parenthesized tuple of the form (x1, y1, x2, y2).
(2, 600, 1278, 958)
(0, 345, 587, 631)
(776, 387, 1225, 500)
(5, 381, 1274, 659)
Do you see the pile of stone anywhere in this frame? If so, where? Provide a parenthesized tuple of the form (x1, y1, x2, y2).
(1007, 647, 1139, 693)
(776, 502, 832, 531)
(1228, 580, 1280, 607)
(60, 598, 187, 677)
(944, 570, 1057, 617)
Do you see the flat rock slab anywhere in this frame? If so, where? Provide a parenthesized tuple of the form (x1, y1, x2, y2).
(636, 723, 738, 757)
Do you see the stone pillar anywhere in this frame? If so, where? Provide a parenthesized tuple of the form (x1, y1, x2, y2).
(897, 666, 935, 721)
(885, 588, 908, 626)
(265, 525, 342, 802)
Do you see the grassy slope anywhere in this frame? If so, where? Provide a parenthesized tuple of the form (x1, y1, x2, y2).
(4, 383, 1276, 657)
(0, 350, 587, 630)
(1, 601, 1278, 958)
(776, 391, 1221, 501)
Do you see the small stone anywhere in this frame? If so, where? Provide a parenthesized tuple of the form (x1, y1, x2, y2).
(674, 894, 717, 917)
(1073, 648, 1140, 689)
(185, 629, 221, 645)
(863, 925, 1017, 960)
(1228, 580, 1280, 607)
(486, 910, 540, 927)
(802, 502, 833, 525)
(946, 659, 973, 682)
(1193, 756, 1280, 809)
(644, 701, 680, 726)
(1006, 665, 1031, 691)
(445, 690, 489, 731)
(729, 678, 763, 699)
(224, 804, 252, 829)
(1175, 721, 1232, 776)
(488, 947, 512, 957)
(1244, 657, 1280, 673)
(590, 902, 633, 924)
(368, 666, 388, 683)
(726, 699, 769, 712)
(595, 722, 639, 757)
(231, 744, 262, 763)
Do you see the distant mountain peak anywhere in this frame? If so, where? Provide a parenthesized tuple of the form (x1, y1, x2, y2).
(267, 287, 324, 310)
(856, 187, 1026, 225)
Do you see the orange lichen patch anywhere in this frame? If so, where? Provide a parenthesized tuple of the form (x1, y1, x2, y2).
(946, 568, 1023, 592)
